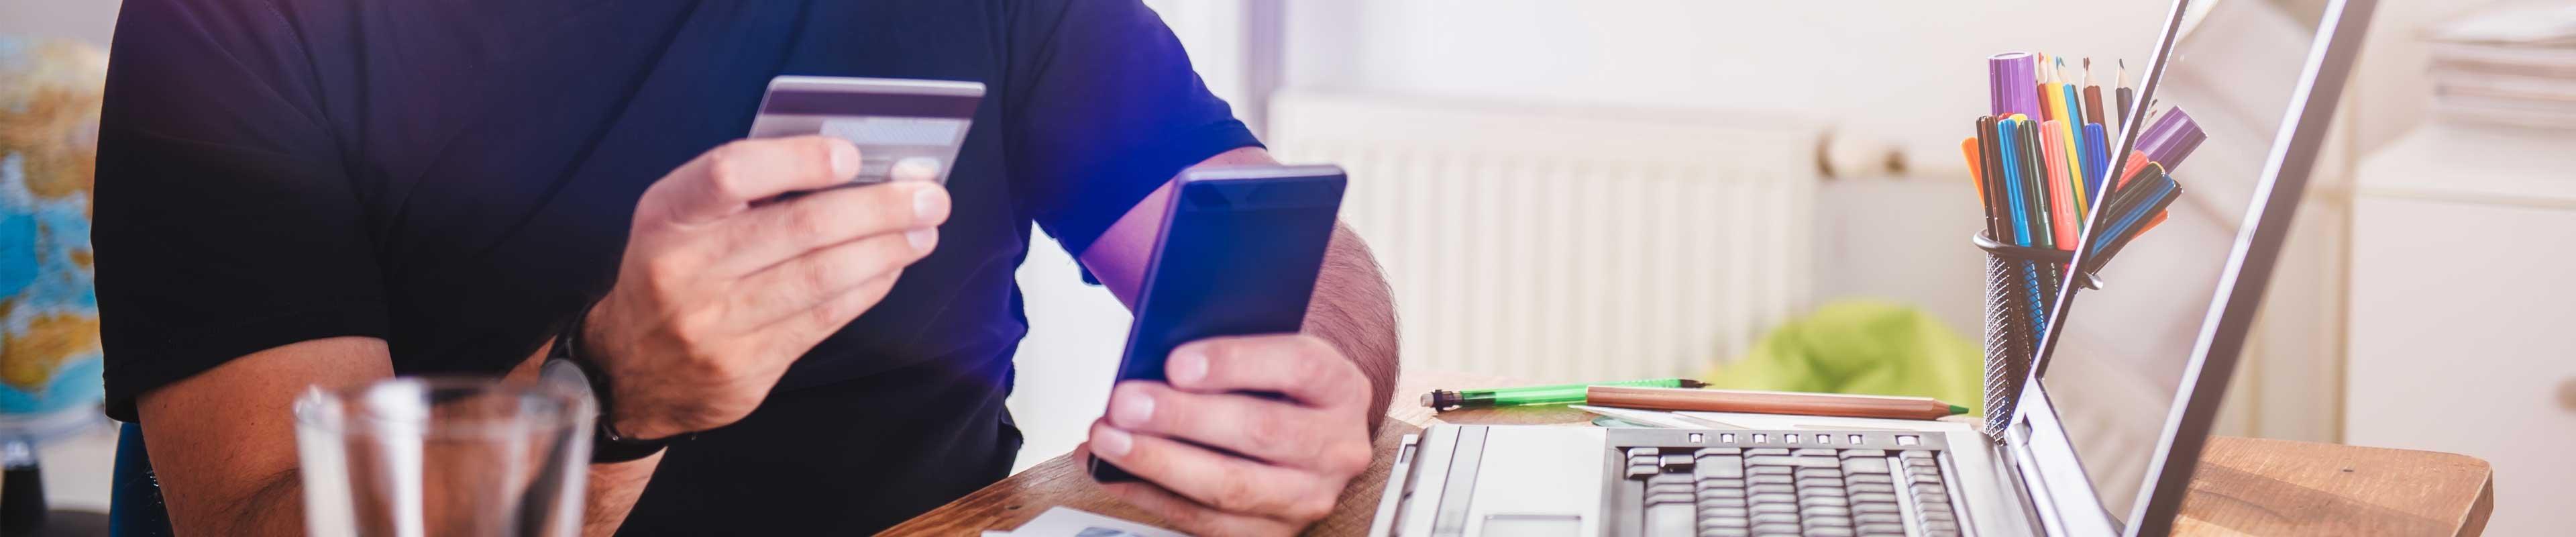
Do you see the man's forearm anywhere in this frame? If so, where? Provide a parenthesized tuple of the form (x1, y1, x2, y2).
(1303, 224, 1401, 428)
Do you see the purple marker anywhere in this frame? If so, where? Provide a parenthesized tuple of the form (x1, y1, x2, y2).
(1989, 52, 2039, 118)
(2141, 107, 2204, 169)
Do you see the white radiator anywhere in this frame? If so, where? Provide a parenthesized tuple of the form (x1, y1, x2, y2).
(1005, 93, 1826, 469)
(1265, 93, 1823, 382)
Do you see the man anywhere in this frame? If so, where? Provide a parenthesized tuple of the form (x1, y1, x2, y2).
(92, 0, 1398, 535)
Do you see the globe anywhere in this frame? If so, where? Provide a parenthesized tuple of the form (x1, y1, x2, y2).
(0, 36, 106, 432)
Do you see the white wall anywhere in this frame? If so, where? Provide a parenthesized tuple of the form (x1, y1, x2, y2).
(1289, 1, 2171, 177)
(0, 0, 120, 48)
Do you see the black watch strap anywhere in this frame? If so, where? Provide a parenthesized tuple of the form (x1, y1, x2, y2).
(554, 303, 674, 464)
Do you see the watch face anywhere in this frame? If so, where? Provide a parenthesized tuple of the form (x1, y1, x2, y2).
(540, 358, 594, 400)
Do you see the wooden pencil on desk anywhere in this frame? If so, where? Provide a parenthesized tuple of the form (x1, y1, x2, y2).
(1586, 386, 1970, 421)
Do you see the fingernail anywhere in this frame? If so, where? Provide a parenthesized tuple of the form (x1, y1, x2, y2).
(893, 157, 943, 182)
(906, 228, 937, 252)
(827, 141, 862, 180)
(912, 187, 949, 222)
(1111, 389, 1155, 428)
(1093, 426, 1133, 457)
(1169, 349, 1207, 385)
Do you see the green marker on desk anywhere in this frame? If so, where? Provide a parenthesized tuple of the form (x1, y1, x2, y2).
(1422, 378, 1709, 411)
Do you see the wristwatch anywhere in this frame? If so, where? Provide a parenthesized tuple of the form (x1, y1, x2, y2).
(539, 303, 674, 463)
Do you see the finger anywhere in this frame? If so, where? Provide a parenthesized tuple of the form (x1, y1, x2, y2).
(727, 230, 926, 328)
(1098, 482, 1303, 537)
(1166, 335, 1370, 409)
(651, 136, 860, 226)
(1105, 381, 1372, 474)
(1087, 421, 1341, 523)
(890, 156, 943, 183)
(708, 181, 951, 276)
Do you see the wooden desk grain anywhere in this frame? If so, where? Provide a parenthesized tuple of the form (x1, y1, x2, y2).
(886, 371, 2491, 536)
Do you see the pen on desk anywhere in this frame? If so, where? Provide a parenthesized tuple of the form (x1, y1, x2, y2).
(1586, 386, 1971, 421)
(1422, 378, 1709, 411)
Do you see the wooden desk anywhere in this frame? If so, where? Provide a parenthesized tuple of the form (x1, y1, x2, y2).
(889, 371, 2493, 536)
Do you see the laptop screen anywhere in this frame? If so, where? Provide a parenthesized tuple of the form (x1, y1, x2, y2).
(2037, 0, 2338, 524)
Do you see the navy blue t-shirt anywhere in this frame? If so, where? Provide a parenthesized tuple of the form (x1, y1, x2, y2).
(92, 0, 1256, 532)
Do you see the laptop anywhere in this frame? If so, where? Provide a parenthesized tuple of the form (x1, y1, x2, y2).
(1365, 1, 2377, 536)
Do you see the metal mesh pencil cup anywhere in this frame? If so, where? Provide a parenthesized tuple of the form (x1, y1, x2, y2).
(1972, 231, 2098, 438)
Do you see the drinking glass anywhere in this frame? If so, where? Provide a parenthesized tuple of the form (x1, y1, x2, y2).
(293, 377, 593, 537)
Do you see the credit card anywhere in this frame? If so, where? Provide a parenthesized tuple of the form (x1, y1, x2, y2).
(747, 75, 985, 185)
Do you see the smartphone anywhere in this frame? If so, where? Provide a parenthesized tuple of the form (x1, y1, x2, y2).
(746, 75, 983, 185)
(1089, 164, 1349, 483)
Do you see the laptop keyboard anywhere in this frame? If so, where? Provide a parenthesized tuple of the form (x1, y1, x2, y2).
(1618, 436, 1962, 537)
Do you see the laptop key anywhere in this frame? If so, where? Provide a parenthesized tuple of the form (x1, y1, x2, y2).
(1697, 448, 1743, 456)
(1741, 455, 1799, 467)
(1649, 492, 1696, 505)
(1856, 522, 1907, 536)
(1794, 487, 1847, 499)
(1749, 501, 1798, 514)
(1851, 501, 1902, 514)
(1801, 526, 1856, 536)
(1664, 454, 1698, 470)
(1748, 493, 1797, 505)
(1697, 456, 1745, 479)
(1631, 447, 1662, 457)
(1750, 512, 1799, 525)
(1746, 448, 1790, 456)
(1699, 482, 1748, 495)
(1841, 457, 1890, 475)
(1699, 497, 1748, 510)
(1700, 506, 1750, 520)
(1845, 473, 1894, 485)
(1847, 483, 1896, 495)
(1630, 464, 1662, 478)
(1797, 495, 1849, 507)
(1854, 512, 1902, 525)
(1839, 449, 1886, 458)
(1795, 468, 1843, 479)
(1749, 483, 1794, 495)
(1749, 522, 1803, 536)
(1792, 448, 1837, 456)
(1645, 503, 1695, 537)
(1747, 466, 1793, 476)
(1699, 528, 1751, 537)
(1803, 505, 1853, 518)
(1898, 450, 1934, 460)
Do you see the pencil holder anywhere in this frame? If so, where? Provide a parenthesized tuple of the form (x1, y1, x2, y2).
(1971, 231, 2100, 438)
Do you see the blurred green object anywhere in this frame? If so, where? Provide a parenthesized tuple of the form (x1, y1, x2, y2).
(1699, 299, 1987, 415)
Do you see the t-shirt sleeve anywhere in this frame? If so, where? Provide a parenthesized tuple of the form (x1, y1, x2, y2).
(1004, 0, 1263, 258)
(93, 0, 386, 422)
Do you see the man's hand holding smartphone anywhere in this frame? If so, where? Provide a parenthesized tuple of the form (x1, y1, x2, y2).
(1083, 334, 1378, 536)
